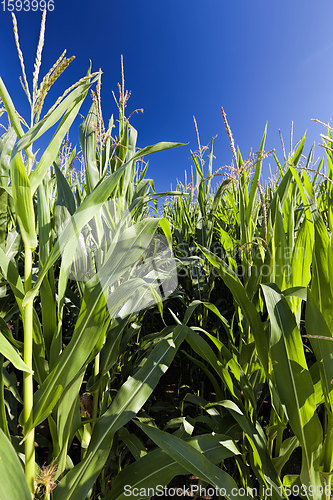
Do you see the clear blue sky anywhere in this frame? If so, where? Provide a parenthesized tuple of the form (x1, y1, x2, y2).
(1, 0, 333, 191)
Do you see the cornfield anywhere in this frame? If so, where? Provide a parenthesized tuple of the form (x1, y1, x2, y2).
(0, 12, 332, 500)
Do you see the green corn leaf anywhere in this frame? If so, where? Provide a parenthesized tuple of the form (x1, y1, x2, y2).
(269, 168, 292, 221)
(10, 153, 37, 250)
(0, 128, 16, 248)
(291, 217, 313, 288)
(270, 199, 287, 290)
(291, 135, 306, 164)
(289, 216, 313, 317)
(28, 79, 95, 194)
(54, 163, 76, 216)
(37, 180, 57, 357)
(0, 317, 21, 351)
(198, 245, 269, 373)
(0, 429, 31, 500)
(272, 436, 299, 476)
(261, 284, 322, 487)
(0, 77, 33, 160)
(305, 290, 333, 412)
(55, 369, 85, 475)
(185, 328, 223, 381)
(0, 247, 24, 310)
(13, 84, 88, 153)
(109, 433, 240, 500)
(246, 124, 267, 225)
(23, 286, 109, 432)
(210, 400, 284, 497)
(0, 328, 32, 374)
(282, 286, 307, 301)
(99, 319, 129, 378)
(53, 326, 188, 500)
(134, 422, 251, 500)
(117, 427, 147, 461)
(310, 205, 333, 332)
(238, 183, 248, 247)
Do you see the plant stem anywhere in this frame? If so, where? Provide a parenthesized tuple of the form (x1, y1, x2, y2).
(23, 247, 35, 494)
(92, 353, 100, 423)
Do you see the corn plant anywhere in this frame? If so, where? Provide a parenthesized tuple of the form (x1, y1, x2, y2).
(171, 129, 333, 498)
(0, 13, 184, 499)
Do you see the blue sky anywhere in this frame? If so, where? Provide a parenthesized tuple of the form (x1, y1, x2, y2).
(1, 0, 333, 191)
